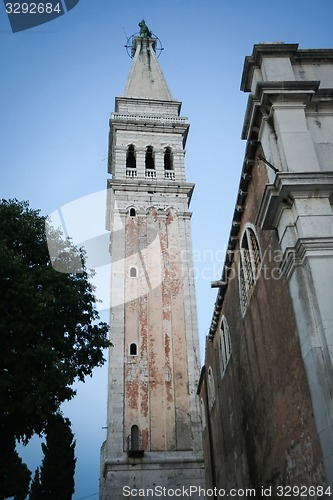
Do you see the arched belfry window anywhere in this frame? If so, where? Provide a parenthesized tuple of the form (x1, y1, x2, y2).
(219, 315, 231, 378)
(126, 144, 136, 169)
(164, 147, 175, 180)
(145, 146, 155, 169)
(239, 224, 262, 315)
(164, 147, 173, 170)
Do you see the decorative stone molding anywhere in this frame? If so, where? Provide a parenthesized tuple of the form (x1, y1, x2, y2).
(242, 81, 320, 141)
(107, 178, 194, 200)
(256, 171, 333, 230)
(111, 112, 188, 125)
(280, 237, 333, 280)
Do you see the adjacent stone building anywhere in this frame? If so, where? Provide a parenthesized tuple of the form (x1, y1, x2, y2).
(198, 43, 333, 495)
(99, 35, 205, 499)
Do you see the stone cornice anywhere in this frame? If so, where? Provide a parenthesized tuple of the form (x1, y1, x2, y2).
(255, 80, 320, 100)
(241, 43, 299, 92)
(256, 172, 333, 230)
(117, 208, 192, 219)
(107, 178, 195, 201)
(115, 96, 182, 114)
(109, 114, 189, 141)
(311, 88, 333, 102)
(294, 48, 333, 63)
(241, 45, 333, 93)
(207, 140, 259, 338)
(242, 81, 320, 140)
(111, 112, 188, 127)
(103, 450, 204, 472)
(280, 237, 333, 280)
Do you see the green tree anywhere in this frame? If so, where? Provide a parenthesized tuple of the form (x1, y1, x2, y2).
(0, 435, 31, 500)
(0, 199, 109, 498)
(37, 414, 76, 499)
(28, 468, 42, 500)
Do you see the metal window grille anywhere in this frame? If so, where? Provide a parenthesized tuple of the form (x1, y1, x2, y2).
(248, 228, 261, 275)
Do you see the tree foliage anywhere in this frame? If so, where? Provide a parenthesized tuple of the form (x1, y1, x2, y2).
(29, 414, 76, 500)
(0, 199, 109, 497)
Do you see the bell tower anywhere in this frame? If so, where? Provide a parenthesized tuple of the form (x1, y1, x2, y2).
(100, 28, 205, 499)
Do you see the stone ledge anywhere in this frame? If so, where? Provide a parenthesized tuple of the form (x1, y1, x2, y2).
(111, 112, 188, 125)
(107, 178, 194, 200)
(242, 81, 320, 140)
(280, 237, 333, 279)
(241, 43, 299, 92)
(256, 171, 333, 230)
(104, 450, 204, 468)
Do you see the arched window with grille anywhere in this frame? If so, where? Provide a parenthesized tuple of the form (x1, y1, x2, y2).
(219, 315, 231, 378)
(239, 224, 262, 315)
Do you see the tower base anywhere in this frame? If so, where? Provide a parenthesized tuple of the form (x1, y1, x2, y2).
(100, 450, 206, 499)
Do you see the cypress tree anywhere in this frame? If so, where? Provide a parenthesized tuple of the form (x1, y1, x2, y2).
(39, 413, 76, 499)
(0, 434, 30, 499)
(28, 468, 42, 500)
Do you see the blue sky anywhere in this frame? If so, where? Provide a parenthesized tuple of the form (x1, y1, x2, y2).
(1, 0, 333, 498)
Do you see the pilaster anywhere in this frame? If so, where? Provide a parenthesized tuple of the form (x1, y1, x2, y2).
(257, 171, 333, 486)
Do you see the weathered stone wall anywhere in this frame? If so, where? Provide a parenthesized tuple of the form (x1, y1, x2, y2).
(198, 43, 333, 494)
(199, 149, 326, 492)
(124, 207, 192, 452)
(102, 183, 205, 498)
(100, 453, 205, 500)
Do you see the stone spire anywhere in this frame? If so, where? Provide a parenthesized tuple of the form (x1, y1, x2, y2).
(124, 36, 173, 100)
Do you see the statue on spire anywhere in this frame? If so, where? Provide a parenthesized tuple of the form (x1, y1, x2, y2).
(138, 20, 152, 38)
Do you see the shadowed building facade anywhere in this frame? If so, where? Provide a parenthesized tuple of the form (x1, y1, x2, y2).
(198, 43, 333, 496)
(99, 34, 205, 499)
